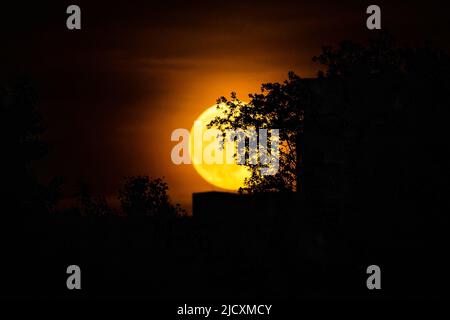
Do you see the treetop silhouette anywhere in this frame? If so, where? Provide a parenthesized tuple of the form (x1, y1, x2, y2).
(209, 33, 450, 196)
(118, 176, 185, 218)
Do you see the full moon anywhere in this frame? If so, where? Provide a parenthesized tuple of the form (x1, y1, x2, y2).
(190, 104, 250, 191)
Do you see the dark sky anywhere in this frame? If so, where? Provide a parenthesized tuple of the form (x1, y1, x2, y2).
(1, 1, 449, 211)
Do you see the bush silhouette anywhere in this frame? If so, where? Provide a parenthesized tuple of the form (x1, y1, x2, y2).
(118, 176, 185, 218)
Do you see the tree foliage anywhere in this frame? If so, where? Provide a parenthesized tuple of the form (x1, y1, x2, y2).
(209, 72, 307, 193)
(209, 33, 450, 194)
(0, 79, 60, 213)
(118, 176, 185, 218)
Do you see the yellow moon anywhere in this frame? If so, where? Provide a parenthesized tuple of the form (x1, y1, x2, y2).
(190, 104, 250, 191)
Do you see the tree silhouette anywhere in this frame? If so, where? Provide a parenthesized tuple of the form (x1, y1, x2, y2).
(118, 176, 185, 218)
(209, 33, 450, 195)
(311, 33, 450, 202)
(0, 79, 59, 214)
(209, 73, 306, 193)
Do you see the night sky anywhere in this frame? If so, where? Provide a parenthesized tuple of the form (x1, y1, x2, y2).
(1, 1, 449, 211)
